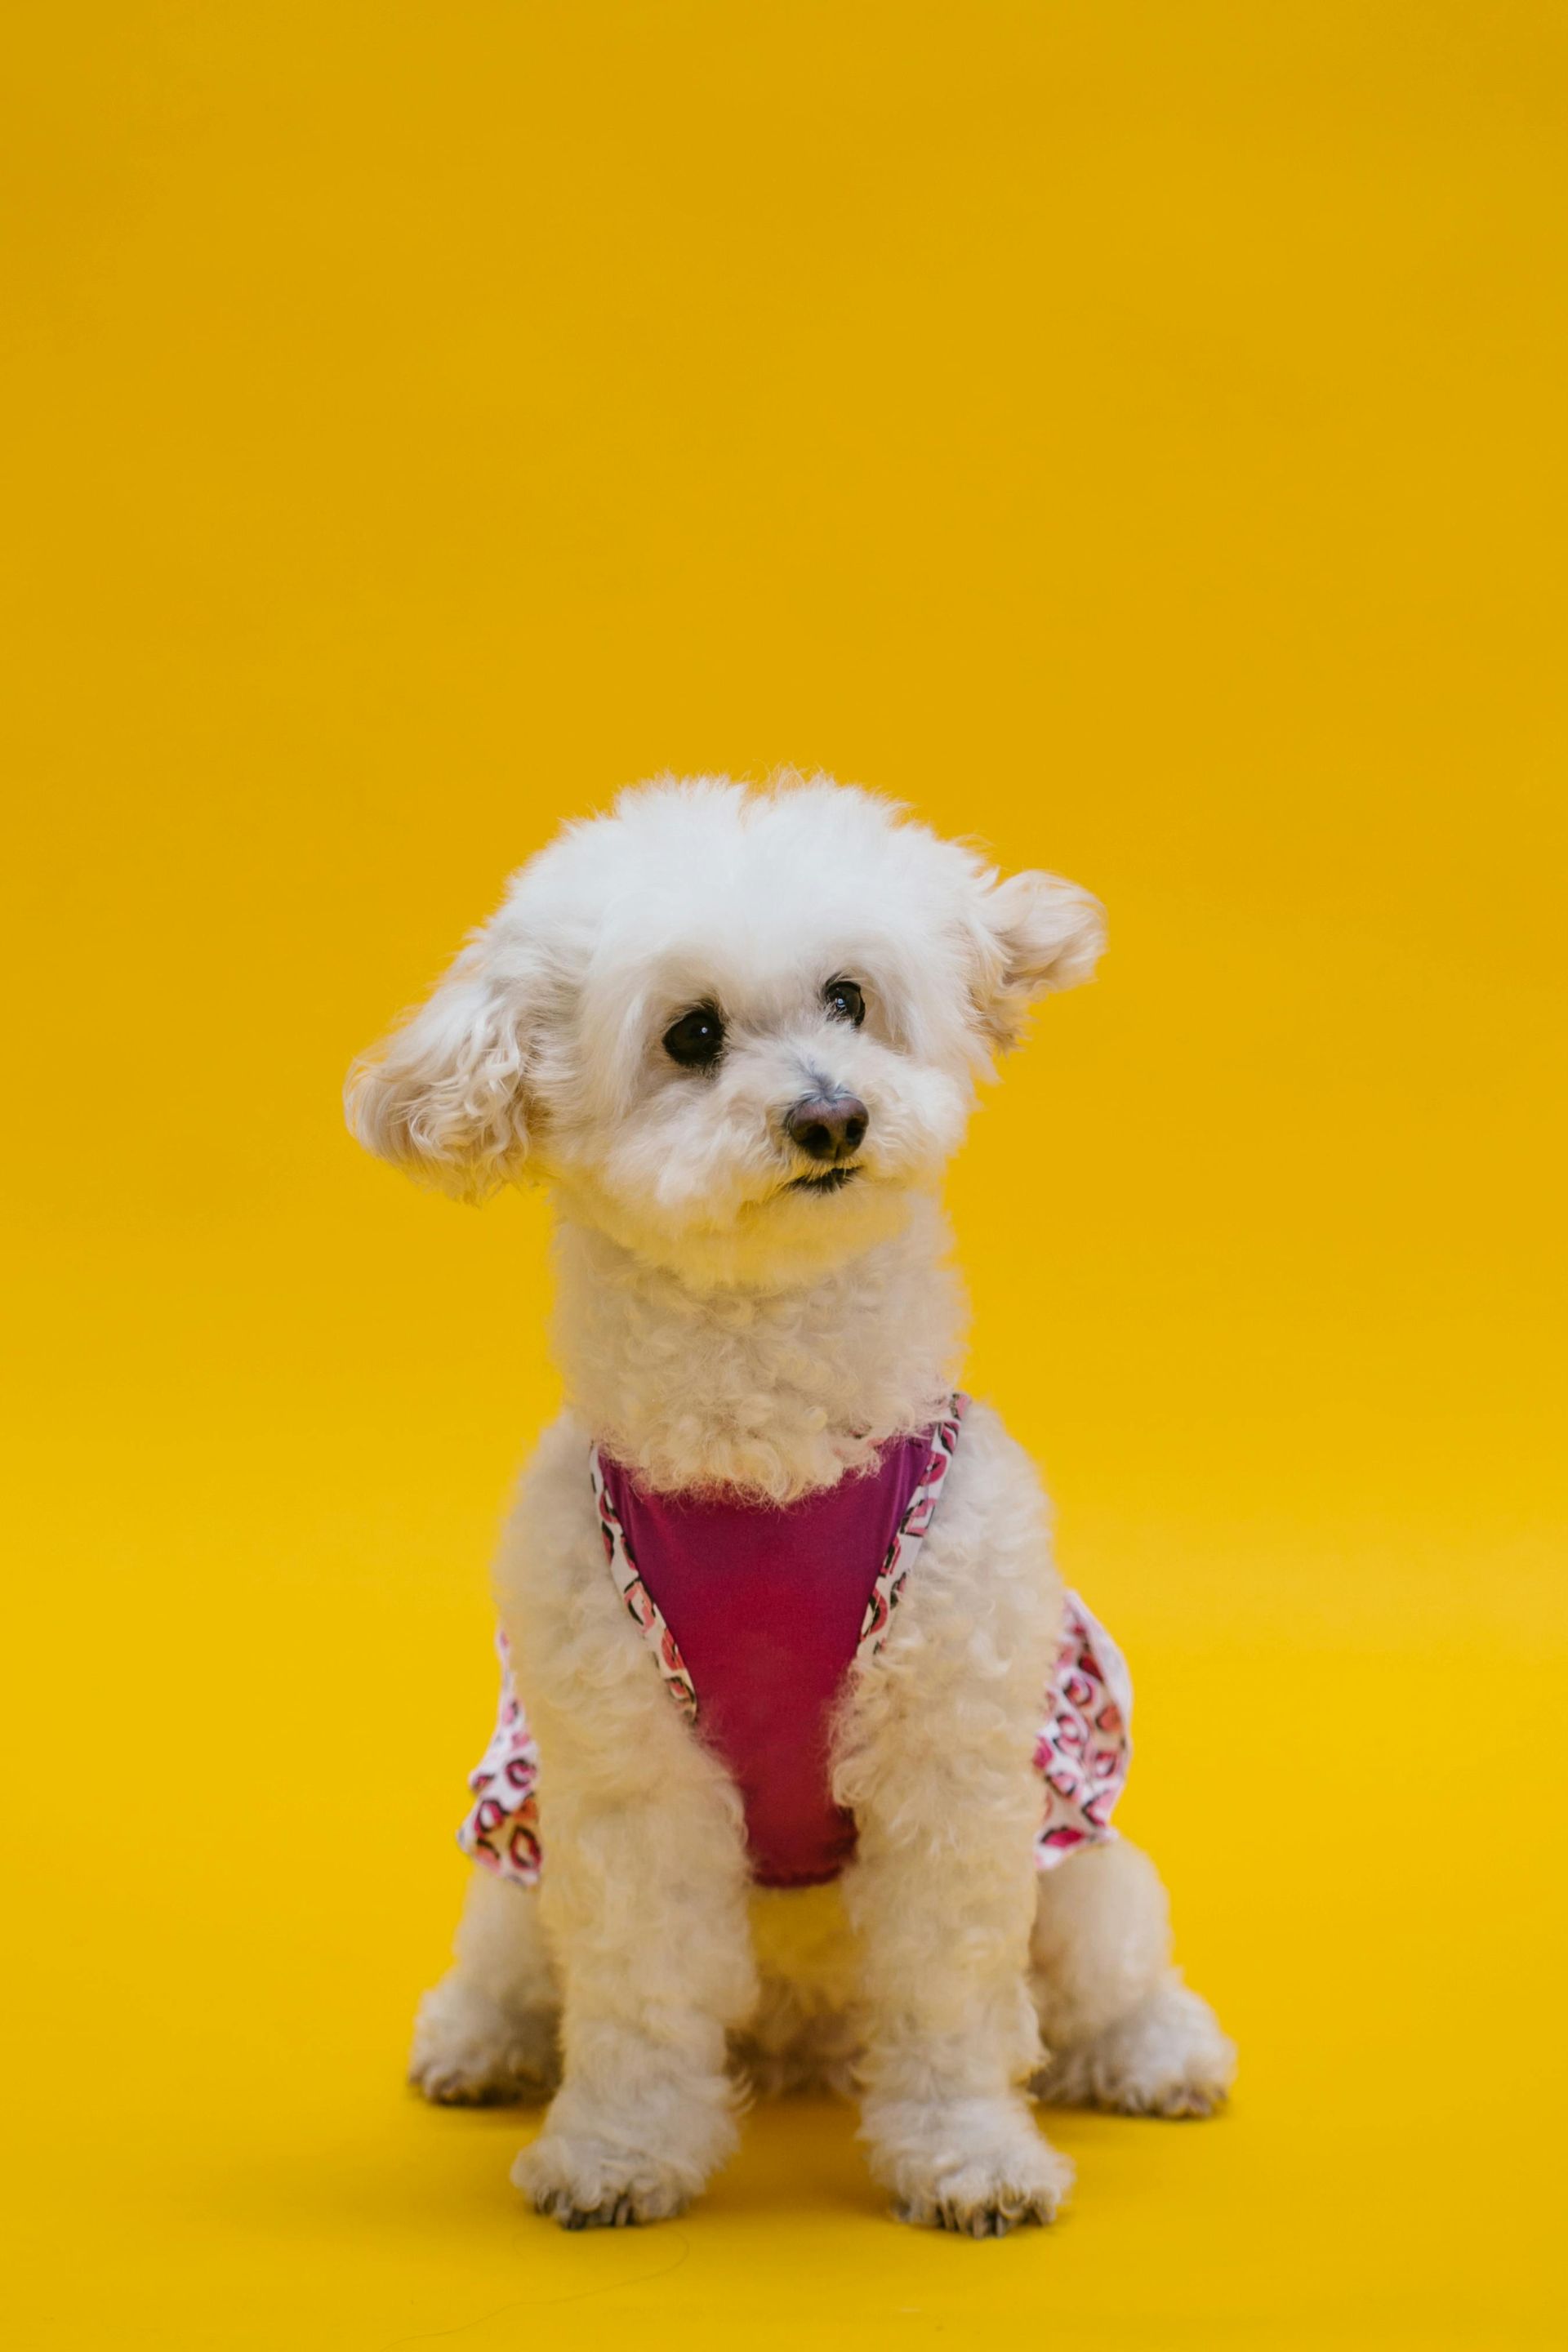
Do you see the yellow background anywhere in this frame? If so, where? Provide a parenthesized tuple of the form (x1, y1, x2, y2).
(6, 6, 1566, 2346)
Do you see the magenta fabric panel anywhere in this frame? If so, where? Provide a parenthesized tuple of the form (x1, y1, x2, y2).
(596, 1437, 931, 1886)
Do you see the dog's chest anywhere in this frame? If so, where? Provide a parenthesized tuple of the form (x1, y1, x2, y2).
(597, 1437, 933, 1887)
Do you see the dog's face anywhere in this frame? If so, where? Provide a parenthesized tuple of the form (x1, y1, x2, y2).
(347, 777, 1103, 1284)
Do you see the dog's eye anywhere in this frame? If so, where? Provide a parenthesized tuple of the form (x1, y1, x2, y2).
(662, 1002, 726, 1069)
(823, 978, 866, 1027)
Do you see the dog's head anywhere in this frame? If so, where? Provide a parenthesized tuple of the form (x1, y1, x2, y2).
(346, 776, 1103, 1283)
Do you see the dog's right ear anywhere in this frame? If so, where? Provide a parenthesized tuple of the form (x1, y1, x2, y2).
(970, 867, 1107, 1051)
(345, 929, 532, 1201)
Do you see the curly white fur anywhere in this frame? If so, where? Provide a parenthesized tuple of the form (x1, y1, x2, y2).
(550, 1198, 963, 1502)
(350, 774, 1233, 2233)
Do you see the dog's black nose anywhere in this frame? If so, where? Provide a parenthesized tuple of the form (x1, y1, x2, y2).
(785, 1091, 869, 1163)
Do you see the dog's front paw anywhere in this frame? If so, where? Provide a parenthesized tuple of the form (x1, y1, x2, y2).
(409, 1973, 559, 2107)
(513, 2128, 690, 2229)
(872, 2096, 1072, 2238)
(1035, 1976, 1235, 2118)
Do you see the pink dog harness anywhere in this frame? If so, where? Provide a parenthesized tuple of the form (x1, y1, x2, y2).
(458, 1396, 1132, 1889)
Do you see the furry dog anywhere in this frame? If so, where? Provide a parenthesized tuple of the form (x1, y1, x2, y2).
(347, 775, 1233, 2234)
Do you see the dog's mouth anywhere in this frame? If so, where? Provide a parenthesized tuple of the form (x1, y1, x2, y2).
(787, 1165, 861, 1195)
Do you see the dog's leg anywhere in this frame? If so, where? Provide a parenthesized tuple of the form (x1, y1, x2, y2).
(846, 1831, 1067, 2235)
(514, 1765, 757, 2226)
(409, 1867, 560, 2106)
(836, 1405, 1073, 2236)
(499, 1422, 758, 2229)
(1027, 1838, 1235, 2116)
(846, 1815, 1067, 2238)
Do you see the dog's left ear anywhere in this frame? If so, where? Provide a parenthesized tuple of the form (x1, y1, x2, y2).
(344, 925, 534, 1202)
(973, 869, 1107, 1048)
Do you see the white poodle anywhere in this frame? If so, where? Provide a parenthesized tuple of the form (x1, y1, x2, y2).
(347, 774, 1233, 2235)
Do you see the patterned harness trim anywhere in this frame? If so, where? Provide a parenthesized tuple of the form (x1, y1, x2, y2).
(590, 1451, 701, 1722)
(458, 1398, 1133, 1886)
